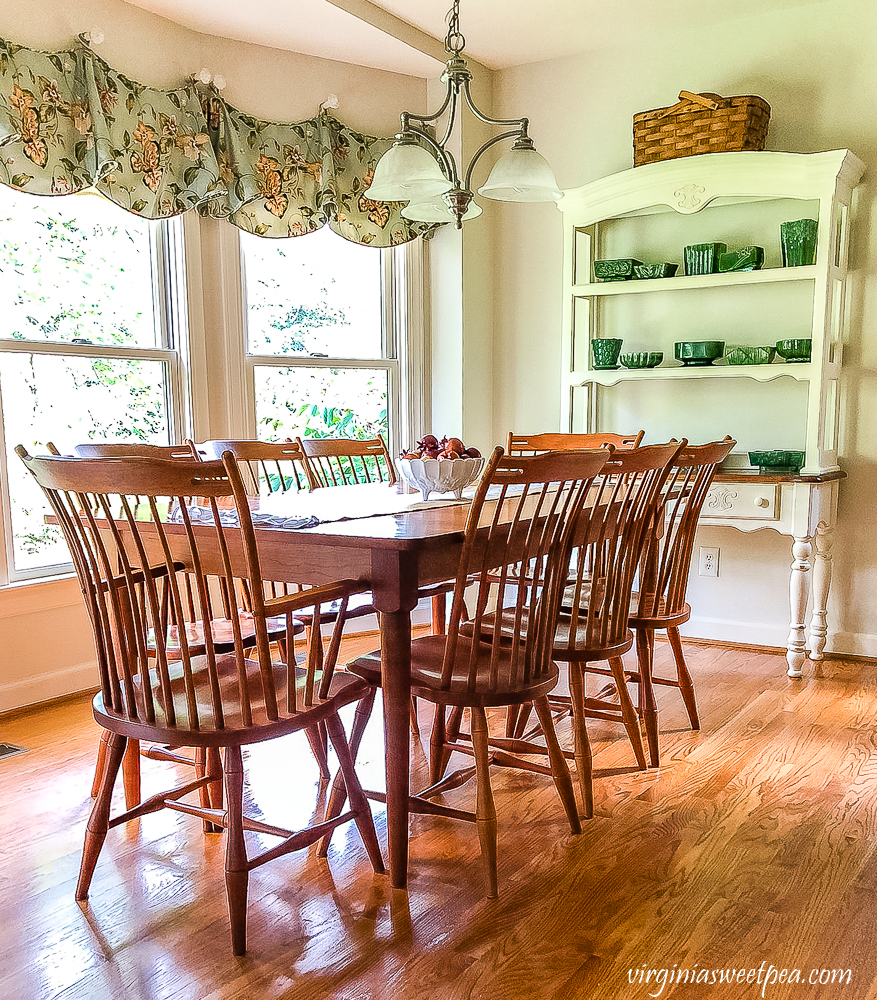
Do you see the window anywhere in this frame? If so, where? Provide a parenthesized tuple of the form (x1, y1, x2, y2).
(0, 187, 188, 583)
(241, 226, 406, 451)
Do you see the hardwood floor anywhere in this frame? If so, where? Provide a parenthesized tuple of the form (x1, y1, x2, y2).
(2, 637, 877, 1000)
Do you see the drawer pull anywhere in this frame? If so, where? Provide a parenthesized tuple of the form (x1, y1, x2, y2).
(754, 497, 770, 508)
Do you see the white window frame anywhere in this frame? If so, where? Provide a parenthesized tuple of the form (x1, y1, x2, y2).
(0, 204, 191, 586)
(240, 234, 428, 457)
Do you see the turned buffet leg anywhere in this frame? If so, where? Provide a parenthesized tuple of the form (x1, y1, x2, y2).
(808, 521, 833, 673)
(786, 534, 812, 678)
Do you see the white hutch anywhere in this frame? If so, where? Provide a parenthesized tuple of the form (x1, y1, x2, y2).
(557, 149, 865, 676)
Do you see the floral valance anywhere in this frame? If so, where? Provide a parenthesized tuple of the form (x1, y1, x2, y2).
(0, 35, 424, 246)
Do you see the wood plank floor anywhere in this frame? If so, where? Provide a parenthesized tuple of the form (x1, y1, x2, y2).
(2, 638, 876, 1000)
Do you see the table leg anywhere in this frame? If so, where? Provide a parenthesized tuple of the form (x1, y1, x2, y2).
(808, 521, 833, 670)
(381, 609, 412, 889)
(786, 533, 812, 678)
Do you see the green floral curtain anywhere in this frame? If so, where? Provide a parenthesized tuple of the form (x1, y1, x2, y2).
(0, 34, 424, 246)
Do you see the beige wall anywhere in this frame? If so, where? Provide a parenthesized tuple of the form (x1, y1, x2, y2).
(490, 0, 877, 653)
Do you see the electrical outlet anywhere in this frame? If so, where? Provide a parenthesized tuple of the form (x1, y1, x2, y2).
(699, 546, 719, 577)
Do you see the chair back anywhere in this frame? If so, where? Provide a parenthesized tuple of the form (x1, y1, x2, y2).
(199, 439, 312, 495)
(506, 430, 644, 456)
(557, 440, 684, 659)
(16, 448, 320, 733)
(442, 446, 612, 696)
(74, 442, 198, 461)
(637, 436, 736, 621)
(298, 435, 397, 487)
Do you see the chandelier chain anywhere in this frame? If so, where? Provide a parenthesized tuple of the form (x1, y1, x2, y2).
(445, 0, 466, 55)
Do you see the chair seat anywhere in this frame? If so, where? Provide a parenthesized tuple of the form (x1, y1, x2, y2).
(461, 608, 634, 664)
(96, 655, 369, 744)
(627, 592, 691, 630)
(147, 611, 303, 658)
(349, 633, 560, 709)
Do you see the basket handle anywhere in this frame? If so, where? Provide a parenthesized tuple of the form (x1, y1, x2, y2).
(656, 91, 723, 119)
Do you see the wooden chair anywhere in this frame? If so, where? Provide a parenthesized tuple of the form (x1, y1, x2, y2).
(70, 441, 308, 796)
(298, 434, 397, 487)
(298, 433, 451, 732)
(449, 442, 684, 817)
(16, 447, 383, 955)
(324, 445, 613, 897)
(199, 438, 379, 741)
(506, 430, 644, 456)
(619, 437, 736, 766)
(198, 439, 312, 493)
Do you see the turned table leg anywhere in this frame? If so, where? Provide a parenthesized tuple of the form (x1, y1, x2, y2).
(786, 534, 813, 678)
(381, 609, 412, 890)
(808, 521, 834, 673)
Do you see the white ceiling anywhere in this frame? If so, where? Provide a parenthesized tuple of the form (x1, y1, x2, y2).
(119, 0, 829, 76)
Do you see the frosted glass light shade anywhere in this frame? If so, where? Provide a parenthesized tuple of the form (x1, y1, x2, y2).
(401, 195, 483, 223)
(478, 145, 562, 203)
(365, 142, 452, 201)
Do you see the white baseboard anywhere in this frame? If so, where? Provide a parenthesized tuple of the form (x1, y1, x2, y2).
(683, 616, 877, 659)
(0, 660, 97, 715)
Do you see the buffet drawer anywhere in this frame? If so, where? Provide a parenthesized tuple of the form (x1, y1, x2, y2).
(701, 482, 779, 520)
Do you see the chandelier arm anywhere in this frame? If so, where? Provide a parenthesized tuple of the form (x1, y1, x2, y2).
(402, 84, 454, 131)
(461, 78, 531, 133)
(462, 129, 524, 192)
(405, 123, 461, 187)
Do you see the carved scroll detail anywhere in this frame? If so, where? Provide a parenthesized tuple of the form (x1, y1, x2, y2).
(674, 182, 706, 210)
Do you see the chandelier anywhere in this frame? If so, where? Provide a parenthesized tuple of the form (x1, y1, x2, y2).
(365, 0, 562, 229)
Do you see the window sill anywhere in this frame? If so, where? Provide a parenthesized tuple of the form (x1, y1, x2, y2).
(0, 574, 81, 619)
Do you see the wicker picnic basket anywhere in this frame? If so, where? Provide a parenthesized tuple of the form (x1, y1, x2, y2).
(633, 90, 770, 167)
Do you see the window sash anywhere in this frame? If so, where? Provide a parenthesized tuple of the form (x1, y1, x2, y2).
(0, 214, 188, 585)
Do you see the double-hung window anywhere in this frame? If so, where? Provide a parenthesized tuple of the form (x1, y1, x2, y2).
(241, 226, 415, 454)
(0, 186, 188, 583)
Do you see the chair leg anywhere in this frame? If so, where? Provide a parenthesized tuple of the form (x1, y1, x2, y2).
(91, 730, 111, 798)
(305, 724, 331, 781)
(206, 746, 224, 832)
(324, 712, 385, 875)
(429, 703, 447, 785)
(667, 626, 700, 730)
(567, 666, 594, 819)
(607, 656, 648, 770)
(77, 731, 126, 901)
(122, 738, 141, 810)
(533, 697, 582, 834)
(635, 629, 660, 768)
(513, 702, 534, 739)
(223, 745, 249, 957)
(318, 687, 378, 857)
(431, 593, 447, 636)
(438, 704, 465, 778)
(470, 707, 498, 899)
(409, 697, 420, 735)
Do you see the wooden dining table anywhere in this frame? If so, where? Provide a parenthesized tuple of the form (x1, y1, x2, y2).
(99, 475, 616, 891)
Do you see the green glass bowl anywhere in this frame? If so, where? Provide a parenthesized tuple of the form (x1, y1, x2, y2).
(674, 340, 725, 366)
(725, 345, 776, 365)
(593, 258, 643, 281)
(748, 450, 805, 473)
(775, 339, 812, 362)
(620, 352, 663, 369)
(632, 263, 678, 280)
